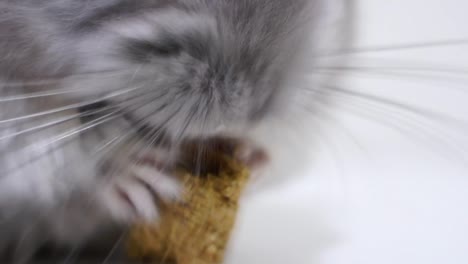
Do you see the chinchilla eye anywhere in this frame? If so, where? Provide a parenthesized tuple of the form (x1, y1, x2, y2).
(125, 38, 182, 62)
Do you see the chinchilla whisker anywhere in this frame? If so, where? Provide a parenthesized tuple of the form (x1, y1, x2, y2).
(0, 106, 118, 141)
(314, 65, 468, 76)
(57, 128, 136, 183)
(0, 89, 87, 102)
(291, 93, 357, 177)
(101, 231, 126, 264)
(315, 38, 468, 58)
(174, 101, 199, 143)
(115, 94, 186, 164)
(313, 83, 468, 129)
(190, 100, 212, 177)
(109, 81, 189, 153)
(127, 86, 185, 147)
(109, 88, 194, 176)
(0, 87, 163, 142)
(0, 85, 146, 124)
(323, 93, 468, 163)
(329, 57, 468, 74)
(167, 102, 198, 169)
(303, 80, 468, 157)
(91, 103, 184, 182)
(311, 68, 468, 90)
(0, 69, 135, 89)
(32, 112, 121, 149)
(95, 135, 150, 183)
(307, 100, 370, 156)
(0, 84, 139, 102)
(92, 89, 177, 152)
(90, 87, 184, 170)
(0, 111, 122, 178)
(308, 113, 348, 179)
(60, 245, 81, 264)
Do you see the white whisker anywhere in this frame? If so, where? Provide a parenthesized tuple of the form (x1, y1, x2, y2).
(315, 38, 468, 58)
(306, 81, 468, 163)
(0, 69, 134, 89)
(314, 65, 468, 77)
(101, 232, 125, 264)
(0, 111, 121, 177)
(0, 106, 117, 141)
(0, 84, 145, 124)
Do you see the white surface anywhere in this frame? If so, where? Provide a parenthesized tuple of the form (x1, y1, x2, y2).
(226, 1, 468, 264)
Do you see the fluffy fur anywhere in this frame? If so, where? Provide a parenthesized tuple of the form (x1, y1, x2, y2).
(0, 0, 349, 261)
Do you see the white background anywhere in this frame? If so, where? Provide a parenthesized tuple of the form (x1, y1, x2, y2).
(226, 1, 468, 263)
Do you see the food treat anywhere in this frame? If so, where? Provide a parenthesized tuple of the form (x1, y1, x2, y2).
(127, 140, 250, 264)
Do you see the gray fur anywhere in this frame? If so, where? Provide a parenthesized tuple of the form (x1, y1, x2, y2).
(0, 0, 346, 261)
